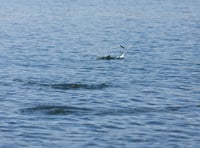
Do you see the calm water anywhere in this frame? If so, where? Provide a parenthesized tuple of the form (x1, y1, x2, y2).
(0, 0, 200, 147)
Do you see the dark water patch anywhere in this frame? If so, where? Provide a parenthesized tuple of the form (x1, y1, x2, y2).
(50, 83, 109, 90)
(13, 79, 109, 90)
(140, 90, 159, 95)
(130, 98, 143, 102)
(146, 120, 165, 126)
(165, 106, 184, 112)
(170, 58, 185, 61)
(20, 105, 157, 117)
(13, 79, 24, 83)
(20, 104, 198, 117)
(174, 86, 191, 91)
(164, 104, 200, 113)
(20, 105, 92, 116)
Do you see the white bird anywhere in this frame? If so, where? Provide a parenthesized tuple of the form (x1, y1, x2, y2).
(97, 45, 127, 60)
(117, 45, 126, 59)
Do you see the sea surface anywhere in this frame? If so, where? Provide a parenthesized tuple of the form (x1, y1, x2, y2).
(0, 0, 200, 147)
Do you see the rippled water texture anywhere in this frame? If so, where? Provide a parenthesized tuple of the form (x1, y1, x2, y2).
(0, 0, 200, 147)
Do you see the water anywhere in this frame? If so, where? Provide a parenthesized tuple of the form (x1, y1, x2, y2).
(0, 0, 200, 147)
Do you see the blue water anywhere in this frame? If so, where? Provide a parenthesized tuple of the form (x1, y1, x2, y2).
(0, 0, 200, 147)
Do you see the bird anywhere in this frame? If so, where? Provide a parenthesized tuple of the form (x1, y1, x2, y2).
(97, 45, 127, 60)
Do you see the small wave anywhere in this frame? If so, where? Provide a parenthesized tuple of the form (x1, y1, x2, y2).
(170, 58, 185, 61)
(20, 105, 92, 115)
